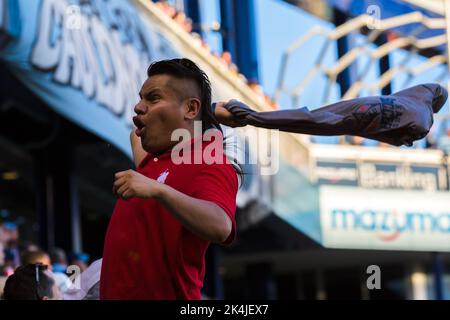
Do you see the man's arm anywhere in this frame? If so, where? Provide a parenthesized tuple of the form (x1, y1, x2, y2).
(130, 131, 147, 168)
(113, 170, 232, 244)
(157, 183, 232, 244)
(213, 101, 246, 128)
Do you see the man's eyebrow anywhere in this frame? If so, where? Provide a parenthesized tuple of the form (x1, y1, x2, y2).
(139, 88, 163, 98)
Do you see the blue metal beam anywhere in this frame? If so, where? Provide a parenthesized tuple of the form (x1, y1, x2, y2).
(219, 0, 237, 62)
(375, 33, 392, 95)
(184, 0, 202, 36)
(220, 0, 259, 81)
(333, 8, 353, 97)
(233, 0, 259, 81)
(432, 252, 444, 300)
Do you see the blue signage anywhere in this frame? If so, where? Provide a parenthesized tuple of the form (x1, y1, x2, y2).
(0, 0, 182, 155)
(332, 208, 450, 235)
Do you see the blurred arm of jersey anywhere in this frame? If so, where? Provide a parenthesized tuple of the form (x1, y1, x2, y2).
(219, 83, 448, 147)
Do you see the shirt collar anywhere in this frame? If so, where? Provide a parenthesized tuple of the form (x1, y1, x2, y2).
(143, 129, 224, 164)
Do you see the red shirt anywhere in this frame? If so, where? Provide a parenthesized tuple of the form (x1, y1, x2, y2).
(100, 137, 238, 300)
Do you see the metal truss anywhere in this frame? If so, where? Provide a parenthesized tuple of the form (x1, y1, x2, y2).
(275, 10, 449, 111)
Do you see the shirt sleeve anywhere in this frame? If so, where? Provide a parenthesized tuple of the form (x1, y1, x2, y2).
(190, 163, 239, 246)
(223, 83, 449, 147)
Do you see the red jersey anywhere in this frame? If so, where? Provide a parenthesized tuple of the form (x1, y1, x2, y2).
(100, 137, 238, 300)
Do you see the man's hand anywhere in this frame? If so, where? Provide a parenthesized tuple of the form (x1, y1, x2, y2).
(214, 101, 246, 128)
(113, 169, 162, 200)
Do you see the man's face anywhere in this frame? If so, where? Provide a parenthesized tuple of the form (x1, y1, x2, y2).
(43, 271, 63, 300)
(28, 254, 52, 271)
(49, 283, 63, 300)
(133, 74, 195, 154)
(0, 225, 8, 245)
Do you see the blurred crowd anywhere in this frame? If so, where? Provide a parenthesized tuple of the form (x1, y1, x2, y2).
(422, 117, 450, 152)
(0, 216, 97, 300)
(154, 0, 279, 110)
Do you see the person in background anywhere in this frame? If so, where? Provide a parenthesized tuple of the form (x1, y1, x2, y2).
(344, 135, 366, 146)
(0, 222, 8, 246)
(425, 133, 437, 149)
(70, 252, 90, 273)
(247, 79, 265, 98)
(2, 250, 16, 277)
(50, 248, 72, 293)
(2, 222, 20, 269)
(18, 241, 41, 255)
(21, 250, 51, 267)
(22, 249, 72, 293)
(265, 95, 279, 110)
(220, 51, 239, 75)
(2, 264, 62, 300)
(0, 223, 14, 283)
(437, 121, 450, 154)
(50, 248, 68, 274)
(0, 241, 7, 298)
(155, 0, 177, 18)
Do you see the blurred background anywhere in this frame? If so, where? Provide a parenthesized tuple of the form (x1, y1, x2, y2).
(1, 0, 450, 300)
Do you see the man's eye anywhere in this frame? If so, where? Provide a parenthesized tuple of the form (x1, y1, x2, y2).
(149, 95, 160, 101)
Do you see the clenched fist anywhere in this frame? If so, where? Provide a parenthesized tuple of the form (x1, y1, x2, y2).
(113, 169, 162, 200)
(214, 101, 246, 128)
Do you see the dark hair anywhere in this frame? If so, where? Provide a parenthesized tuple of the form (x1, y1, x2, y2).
(147, 58, 244, 185)
(147, 58, 222, 133)
(3, 264, 55, 300)
(49, 248, 67, 265)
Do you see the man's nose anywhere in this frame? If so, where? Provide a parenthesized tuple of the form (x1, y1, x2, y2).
(134, 101, 147, 115)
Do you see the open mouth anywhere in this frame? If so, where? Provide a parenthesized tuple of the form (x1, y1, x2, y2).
(133, 116, 146, 137)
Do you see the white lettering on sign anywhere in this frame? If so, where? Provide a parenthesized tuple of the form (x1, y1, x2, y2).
(30, 0, 155, 124)
(320, 186, 450, 251)
(359, 163, 437, 191)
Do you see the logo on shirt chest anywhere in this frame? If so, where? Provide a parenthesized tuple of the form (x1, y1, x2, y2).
(157, 169, 170, 184)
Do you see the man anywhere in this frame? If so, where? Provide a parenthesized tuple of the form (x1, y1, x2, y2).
(213, 83, 448, 147)
(21, 250, 52, 267)
(2, 222, 20, 269)
(2, 264, 62, 300)
(20, 249, 71, 293)
(49, 247, 68, 274)
(0, 240, 7, 297)
(100, 58, 238, 300)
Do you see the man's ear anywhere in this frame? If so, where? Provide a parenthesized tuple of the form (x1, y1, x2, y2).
(184, 98, 201, 120)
